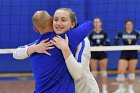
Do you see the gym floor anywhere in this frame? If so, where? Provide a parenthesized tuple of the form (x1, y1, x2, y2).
(0, 74, 140, 93)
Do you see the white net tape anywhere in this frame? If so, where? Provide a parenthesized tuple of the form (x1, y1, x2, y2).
(0, 49, 15, 54)
(90, 45, 140, 51)
(1, 45, 140, 54)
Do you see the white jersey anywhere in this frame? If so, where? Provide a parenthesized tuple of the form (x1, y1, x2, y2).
(66, 37, 99, 93)
(13, 37, 100, 93)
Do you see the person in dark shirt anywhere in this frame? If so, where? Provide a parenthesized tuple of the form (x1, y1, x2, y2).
(113, 19, 140, 93)
(88, 18, 110, 93)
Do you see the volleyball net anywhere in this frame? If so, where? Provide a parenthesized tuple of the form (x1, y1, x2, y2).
(1, 45, 140, 54)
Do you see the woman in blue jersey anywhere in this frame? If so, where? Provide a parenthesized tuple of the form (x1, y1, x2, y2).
(113, 19, 140, 93)
(88, 18, 110, 93)
(52, 8, 99, 93)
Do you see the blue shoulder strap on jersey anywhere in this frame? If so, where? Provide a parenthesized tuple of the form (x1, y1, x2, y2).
(77, 40, 85, 62)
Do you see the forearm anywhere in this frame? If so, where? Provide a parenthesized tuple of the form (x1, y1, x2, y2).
(61, 46, 72, 60)
(13, 46, 29, 59)
(65, 54, 83, 81)
(52, 35, 84, 80)
(27, 45, 38, 56)
(61, 46, 83, 80)
(13, 45, 38, 59)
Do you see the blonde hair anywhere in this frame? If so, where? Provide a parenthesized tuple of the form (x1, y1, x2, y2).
(56, 8, 77, 26)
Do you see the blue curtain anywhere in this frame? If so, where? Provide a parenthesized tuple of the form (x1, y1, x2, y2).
(0, 0, 140, 72)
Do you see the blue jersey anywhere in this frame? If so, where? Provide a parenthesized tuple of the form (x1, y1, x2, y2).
(29, 21, 93, 93)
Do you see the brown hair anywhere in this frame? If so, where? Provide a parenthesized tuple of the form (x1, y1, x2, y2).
(94, 18, 102, 22)
(125, 19, 133, 25)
